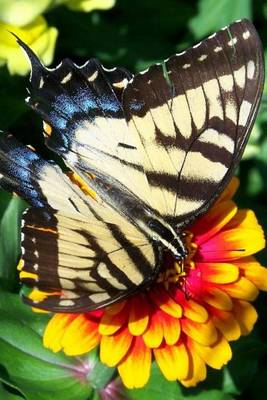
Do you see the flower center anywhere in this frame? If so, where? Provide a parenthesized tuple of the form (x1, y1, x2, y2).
(157, 231, 197, 290)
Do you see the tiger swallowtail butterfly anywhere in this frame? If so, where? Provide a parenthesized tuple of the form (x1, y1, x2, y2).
(0, 19, 264, 312)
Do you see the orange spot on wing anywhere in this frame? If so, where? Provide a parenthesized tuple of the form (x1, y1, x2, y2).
(25, 224, 57, 234)
(43, 122, 52, 136)
(67, 171, 97, 199)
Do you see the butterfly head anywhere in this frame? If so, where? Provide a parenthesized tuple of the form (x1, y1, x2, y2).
(147, 218, 188, 260)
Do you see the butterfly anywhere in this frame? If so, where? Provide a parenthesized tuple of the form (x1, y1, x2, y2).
(0, 19, 264, 312)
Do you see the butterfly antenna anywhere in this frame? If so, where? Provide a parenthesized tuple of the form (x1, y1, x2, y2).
(226, 27, 237, 56)
(162, 60, 175, 109)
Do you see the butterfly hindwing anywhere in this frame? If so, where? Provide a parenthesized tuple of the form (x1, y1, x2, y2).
(21, 208, 158, 312)
(0, 135, 159, 312)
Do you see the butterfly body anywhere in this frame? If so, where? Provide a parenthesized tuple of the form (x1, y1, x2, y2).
(0, 19, 264, 312)
(82, 172, 187, 261)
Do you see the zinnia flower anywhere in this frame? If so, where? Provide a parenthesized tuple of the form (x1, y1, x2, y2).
(29, 177, 267, 389)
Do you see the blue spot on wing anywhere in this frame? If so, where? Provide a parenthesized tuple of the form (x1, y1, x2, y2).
(129, 99, 145, 112)
(99, 94, 120, 113)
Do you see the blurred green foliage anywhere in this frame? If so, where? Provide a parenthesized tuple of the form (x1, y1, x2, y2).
(0, 0, 267, 399)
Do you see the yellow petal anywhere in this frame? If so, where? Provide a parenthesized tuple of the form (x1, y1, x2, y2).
(154, 342, 189, 381)
(67, 0, 116, 12)
(181, 318, 218, 346)
(0, 16, 58, 75)
(182, 299, 209, 323)
(118, 336, 151, 389)
(180, 345, 207, 387)
(0, 0, 52, 26)
(149, 287, 182, 318)
(100, 327, 132, 367)
(199, 262, 239, 284)
(237, 258, 267, 291)
(202, 287, 233, 311)
(222, 210, 265, 256)
(233, 300, 258, 335)
(222, 277, 259, 301)
(128, 295, 149, 336)
(192, 200, 237, 245)
(162, 314, 181, 345)
(191, 336, 232, 369)
(60, 315, 100, 355)
(212, 309, 241, 341)
(143, 312, 163, 348)
(99, 308, 127, 335)
(175, 342, 190, 380)
(43, 314, 76, 352)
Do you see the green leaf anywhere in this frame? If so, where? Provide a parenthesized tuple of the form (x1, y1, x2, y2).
(184, 390, 234, 400)
(126, 363, 182, 400)
(0, 382, 23, 400)
(189, 0, 252, 39)
(85, 349, 115, 390)
(245, 365, 267, 400)
(0, 191, 27, 290)
(0, 291, 93, 400)
(126, 362, 235, 400)
(222, 335, 267, 395)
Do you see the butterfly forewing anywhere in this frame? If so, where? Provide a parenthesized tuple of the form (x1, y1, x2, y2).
(123, 19, 264, 225)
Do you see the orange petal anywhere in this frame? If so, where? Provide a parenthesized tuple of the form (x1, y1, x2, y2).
(237, 257, 267, 291)
(181, 318, 218, 346)
(161, 313, 181, 345)
(222, 277, 259, 301)
(227, 209, 263, 231)
(118, 336, 152, 389)
(105, 300, 127, 315)
(154, 342, 189, 381)
(180, 344, 207, 387)
(192, 200, 237, 245)
(233, 300, 258, 335)
(182, 299, 209, 323)
(100, 326, 132, 367)
(191, 335, 232, 369)
(43, 313, 76, 352)
(211, 309, 241, 341)
(149, 286, 182, 318)
(198, 262, 239, 284)
(216, 177, 239, 203)
(199, 211, 265, 262)
(60, 314, 100, 355)
(202, 287, 233, 311)
(99, 307, 128, 335)
(143, 311, 163, 348)
(128, 294, 149, 336)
